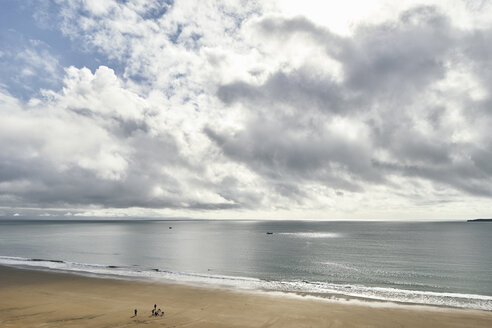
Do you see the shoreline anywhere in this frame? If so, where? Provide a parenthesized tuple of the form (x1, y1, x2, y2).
(1, 256, 492, 311)
(1, 256, 491, 312)
(3, 263, 473, 312)
(1, 265, 492, 327)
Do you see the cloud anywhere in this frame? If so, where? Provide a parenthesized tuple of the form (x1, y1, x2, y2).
(0, 65, 236, 210)
(211, 6, 492, 201)
(0, 33, 62, 99)
(2, 1, 492, 219)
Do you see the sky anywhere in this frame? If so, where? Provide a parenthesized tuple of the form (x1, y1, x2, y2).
(1, 0, 492, 220)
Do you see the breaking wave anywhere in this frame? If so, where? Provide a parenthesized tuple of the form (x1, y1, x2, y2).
(278, 232, 342, 238)
(1, 256, 491, 311)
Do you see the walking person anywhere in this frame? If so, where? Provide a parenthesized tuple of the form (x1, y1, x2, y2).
(134, 308, 137, 317)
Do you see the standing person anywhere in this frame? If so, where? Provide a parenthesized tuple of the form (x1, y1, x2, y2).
(134, 309, 137, 317)
(154, 304, 157, 311)
(152, 309, 155, 316)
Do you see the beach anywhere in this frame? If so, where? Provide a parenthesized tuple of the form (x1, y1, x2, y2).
(1, 266, 491, 328)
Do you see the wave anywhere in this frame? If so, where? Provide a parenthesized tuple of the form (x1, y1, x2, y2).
(0, 256, 491, 311)
(321, 261, 360, 271)
(278, 232, 342, 238)
(0, 256, 262, 284)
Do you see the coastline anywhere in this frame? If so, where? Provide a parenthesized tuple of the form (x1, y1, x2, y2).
(2, 255, 491, 311)
(1, 265, 492, 328)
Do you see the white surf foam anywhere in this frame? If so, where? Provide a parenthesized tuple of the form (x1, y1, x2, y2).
(1, 256, 491, 311)
(278, 232, 341, 238)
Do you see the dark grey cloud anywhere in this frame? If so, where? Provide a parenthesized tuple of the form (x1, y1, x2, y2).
(218, 69, 346, 114)
(0, 129, 174, 209)
(205, 116, 382, 193)
(0, 149, 237, 211)
(226, 7, 455, 106)
(210, 6, 492, 200)
(342, 8, 453, 100)
(219, 7, 458, 115)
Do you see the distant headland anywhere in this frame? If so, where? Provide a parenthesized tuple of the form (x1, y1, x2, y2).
(467, 218, 492, 222)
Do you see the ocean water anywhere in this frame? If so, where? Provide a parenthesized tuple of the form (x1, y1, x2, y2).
(0, 219, 491, 310)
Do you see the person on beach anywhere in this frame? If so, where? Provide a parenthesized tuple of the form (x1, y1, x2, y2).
(134, 309, 137, 316)
(152, 309, 155, 316)
(154, 304, 157, 311)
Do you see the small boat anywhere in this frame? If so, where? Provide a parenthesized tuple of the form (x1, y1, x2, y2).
(266, 232, 273, 235)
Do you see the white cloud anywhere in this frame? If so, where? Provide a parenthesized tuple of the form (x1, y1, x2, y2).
(2, 0, 492, 219)
(274, 0, 492, 35)
(0, 36, 62, 97)
(16, 45, 59, 78)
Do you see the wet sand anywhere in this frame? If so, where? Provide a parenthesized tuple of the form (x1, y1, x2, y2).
(1, 265, 491, 327)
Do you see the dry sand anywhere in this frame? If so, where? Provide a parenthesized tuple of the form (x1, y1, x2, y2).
(1, 265, 491, 327)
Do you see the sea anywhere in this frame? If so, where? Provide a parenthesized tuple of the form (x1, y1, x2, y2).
(0, 219, 491, 311)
